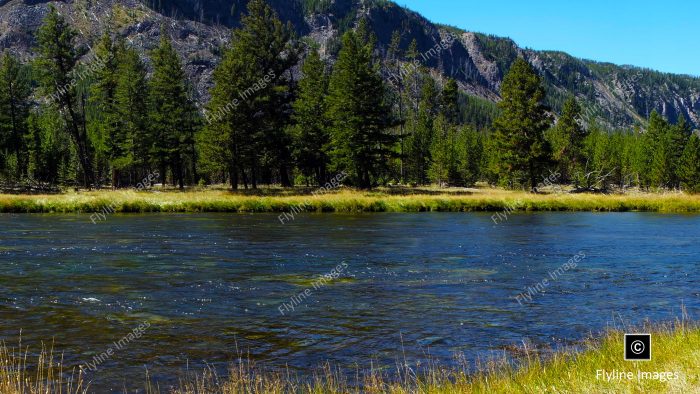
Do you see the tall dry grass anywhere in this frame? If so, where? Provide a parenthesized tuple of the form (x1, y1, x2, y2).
(160, 321, 700, 393)
(0, 339, 87, 394)
(3, 322, 699, 393)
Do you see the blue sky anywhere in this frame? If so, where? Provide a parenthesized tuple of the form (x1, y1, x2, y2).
(395, 0, 699, 76)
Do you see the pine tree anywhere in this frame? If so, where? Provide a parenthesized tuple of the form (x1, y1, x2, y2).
(326, 20, 397, 188)
(114, 42, 150, 183)
(200, 39, 242, 187)
(27, 107, 73, 185)
(428, 114, 454, 186)
(89, 32, 123, 186)
(440, 78, 461, 184)
(148, 29, 199, 189)
(405, 39, 421, 115)
(455, 126, 483, 186)
(291, 49, 330, 185)
(669, 115, 691, 188)
(492, 58, 552, 189)
(387, 30, 402, 69)
(550, 96, 586, 185)
(202, 0, 299, 189)
(250, 0, 300, 187)
(626, 128, 647, 189)
(0, 52, 31, 179)
(606, 131, 625, 188)
(679, 133, 700, 192)
(401, 38, 423, 183)
(35, 6, 95, 187)
(405, 78, 438, 184)
(618, 131, 639, 189)
(440, 78, 459, 124)
(583, 127, 612, 190)
(387, 30, 407, 182)
(645, 111, 672, 188)
(645, 111, 691, 188)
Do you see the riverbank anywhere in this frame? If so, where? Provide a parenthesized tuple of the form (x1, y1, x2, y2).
(3, 323, 698, 393)
(1, 187, 700, 213)
(168, 323, 700, 393)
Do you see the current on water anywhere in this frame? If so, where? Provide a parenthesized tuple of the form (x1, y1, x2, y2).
(0, 212, 698, 392)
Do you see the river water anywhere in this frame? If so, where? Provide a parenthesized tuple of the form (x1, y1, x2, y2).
(1, 212, 698, 392)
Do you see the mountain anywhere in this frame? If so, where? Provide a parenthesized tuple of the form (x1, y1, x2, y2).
(0, 0, 698, 129)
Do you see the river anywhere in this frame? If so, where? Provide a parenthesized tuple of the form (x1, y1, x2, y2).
(1, 212, 698, 392)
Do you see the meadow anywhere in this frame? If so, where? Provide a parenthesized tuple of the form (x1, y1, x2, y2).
(3, 322, 699, 393)
(2, 186, 700, 214)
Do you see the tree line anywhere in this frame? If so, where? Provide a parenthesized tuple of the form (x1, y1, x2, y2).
(0, 0, 698, 191)
(489, 58, 699, 192)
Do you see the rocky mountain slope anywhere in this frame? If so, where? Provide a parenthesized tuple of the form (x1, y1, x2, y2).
(0, 0, 698, 129)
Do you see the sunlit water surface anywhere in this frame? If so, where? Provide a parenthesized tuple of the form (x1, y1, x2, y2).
(1, 212, 699, 392)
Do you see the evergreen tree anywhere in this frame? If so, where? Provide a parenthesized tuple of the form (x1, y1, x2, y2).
(580, 127, 637, 191)
(669, 115, 691, 188)
(428, 114, 454, 186)
(625, 128, 647, 189)
(549, 96, 587, 185)
(291, 49, 330, 185)
(148, 29, 199, 189)
(583, 127, 613, 190)
(89, 32, 123, 186)
(405, 75, 438, 185)
(679, 133, 700, 192)
(401, 38, 423, 183)
(644, 111, 671, 188)
(0, 52, 31, 178)
(387, 30, 407, 182)
(492, 58, 552, 189)
(619, 131, 640, 189)
(606, 131, 625, 188)
(440, 78, 459, 124)
(199, 40, 242, 187)
(114, 42, 151, 183)
(35, 6, 95, 187)
(440, 78, 461, 184)
(482, 132, 501, 185)
(326, 20, 397, 188)
(404, 39, 421, 114)
(201, 0, 298, 189)
(455, 126, 483, 186)
(27, 107, 73, 185)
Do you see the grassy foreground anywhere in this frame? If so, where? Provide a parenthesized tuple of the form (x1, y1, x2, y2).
(2, 187, 700, 213)
(4, 323, 699, 393)
(164, 323, 700, 393)
(0, 340, 86, 394)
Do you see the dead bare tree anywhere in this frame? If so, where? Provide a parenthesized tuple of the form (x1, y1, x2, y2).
(571, 160, 617, 193)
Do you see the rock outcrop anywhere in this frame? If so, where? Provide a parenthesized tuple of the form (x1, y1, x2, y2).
(1, 0, 698, 129)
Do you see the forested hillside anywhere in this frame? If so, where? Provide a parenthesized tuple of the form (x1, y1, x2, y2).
(1, 0, 698, 128)
(0, 0, 699, 191)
